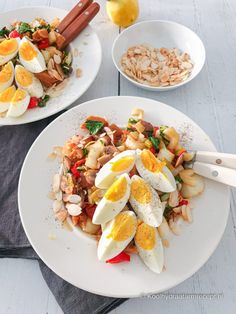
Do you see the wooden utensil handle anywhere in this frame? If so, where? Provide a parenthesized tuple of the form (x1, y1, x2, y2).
(59, 2, 100, 50)
(193, 161, 236, 187)
(57, 0, 93, 34)
(196, 151, 236, 170)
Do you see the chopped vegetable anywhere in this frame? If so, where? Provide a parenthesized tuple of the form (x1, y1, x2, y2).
(82, 148, 88, 156)
(28, 97, 39, 109)
(148, 136, 160, 151)
(38, 95, 50, 108)
(37, 38, 49, 49)
(179, 199, 189, 206)
(71, 160, 85, 178)
(18, 22, 32, 34)
(85, 120, 104, 135)
(128, 117, 138, 124)
(106, 251, 130, 264)
(36, 24, 51, 32)
(149, 147, 156, 154)
(0, 27, 10, 37)
(175, 175, 183, 183)
(163, 204, 173, 220)
(9, 30, 22, 38)
(61, 64, 71, 75)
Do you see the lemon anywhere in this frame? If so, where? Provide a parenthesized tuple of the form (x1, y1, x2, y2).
(106, 0, 139, 28)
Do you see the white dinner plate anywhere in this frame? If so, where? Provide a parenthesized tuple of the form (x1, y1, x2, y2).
(0, 7, 101, 125)
(18, 96, 230, 297)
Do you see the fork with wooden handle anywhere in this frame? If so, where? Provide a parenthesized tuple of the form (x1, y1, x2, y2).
(184, 151, 236, 187)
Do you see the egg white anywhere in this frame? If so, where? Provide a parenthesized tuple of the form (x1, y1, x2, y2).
(19, 37, 46, 73)
(97, 211, 137, 261)
(0, 85, 16, 113)
(95, 150, 136, 189)
(0, 61, 14, 92)
(135, 149, 176, 193)
(135, 223, 164, 274)
(129, 175, 163, 227)
(0, 38, 20, 66)
(15, 65, 44, 98)
(6, 89, 30, 117)
(93, 173, 131, 225)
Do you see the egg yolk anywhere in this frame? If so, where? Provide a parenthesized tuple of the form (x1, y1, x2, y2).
(131, 178, 151, 204)
(111, 156, 134, 172)
(135, 222, 156, 250)
(0, 62, 13, 83)
(16, 66, 33, 87)
(0, 39, 18, 56)
(107, 212, 136, 241)
(141, 150, 166, 173)
(11, 89, 27, 104)
(104, 175, 127, 202)
(19, 41, 37, 61)
(0, 85, 16, 102)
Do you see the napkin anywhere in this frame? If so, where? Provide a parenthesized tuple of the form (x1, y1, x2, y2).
(0, 117, 127, 314)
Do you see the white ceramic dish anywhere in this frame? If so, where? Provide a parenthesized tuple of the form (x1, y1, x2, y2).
(0, 7, 102, 125)
(18, 96, 229, 298)
(112, 20, 206, 91)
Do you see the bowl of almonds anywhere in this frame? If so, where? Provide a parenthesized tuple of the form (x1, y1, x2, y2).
(112, 20, 205, 91)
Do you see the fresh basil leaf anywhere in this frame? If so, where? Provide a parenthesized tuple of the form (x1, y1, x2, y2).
(128, 117, 138, 124)
(149, 136, 160, 151)
(38, 95, 50, 108)
(0, 27, 10, 37)
(18, 22, 32, 34)
(85, 120, 104, 135)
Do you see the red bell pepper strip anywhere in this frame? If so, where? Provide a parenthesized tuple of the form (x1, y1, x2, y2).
(37, 38, 49, 50)
(153, 126, 159, 136)
(179, 199, 189, 206)
(28, 97, 39, 109)
(149, 147, 156, 154)
(106, 251, 130, 264)
(71, 159, 86, 178)
(9, 30, 22, 38)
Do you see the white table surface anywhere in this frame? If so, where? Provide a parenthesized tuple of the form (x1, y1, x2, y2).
(0, 0, 236, 313)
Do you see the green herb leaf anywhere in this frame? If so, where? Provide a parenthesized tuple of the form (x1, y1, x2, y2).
(18, 22, 32, 34)
(128, 117, 138, 124)
(61, 63, 71, 75)
(65, 167, 71, 174)
(163, 204, 173, 220)
(85, 120, 104, 135)
(149, 136, 160, 151)
(38, 95, 50, 108)
(77, 166, 85, 171)
(0, 27, 10, 37)
(175, 175, 183, 183)
(126, 127, 135, 131)
(82, 148, 88, 156)
(35, 24, 51, 32)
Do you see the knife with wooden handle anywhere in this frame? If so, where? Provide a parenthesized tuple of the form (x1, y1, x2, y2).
(57, 0, 94, 34)
(57, 2, 100, 50)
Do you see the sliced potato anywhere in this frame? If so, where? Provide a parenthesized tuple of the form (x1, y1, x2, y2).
(181, 174, 205, 198)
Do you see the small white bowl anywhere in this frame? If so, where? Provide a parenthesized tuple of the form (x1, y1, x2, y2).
(112, 20, 206, 91)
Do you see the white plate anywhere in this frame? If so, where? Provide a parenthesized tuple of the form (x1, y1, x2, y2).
(0, 7, 102, 125)
(112, 20, 205, 91)
(18, 96, 230, 297)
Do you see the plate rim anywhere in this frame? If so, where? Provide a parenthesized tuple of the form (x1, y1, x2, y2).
(0, 6, 102, 125)
(18, 96, 230, 297)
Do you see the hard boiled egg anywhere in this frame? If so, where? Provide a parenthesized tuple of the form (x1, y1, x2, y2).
(95, 150, 136, 189)
(136, 149, 176, 192)
(6, 89, 30, 117)
(0, 61, 14, 92)
(129, 175, 163, 227)
(97, 211, 137, 261)
(135, 221, 164, 273)
(18, 37, 46, 73)
(93, 173, 131, 225)
(0, 38, 20, 65)
(0, 85, 16, 113)
(15, 65, 44, 98)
